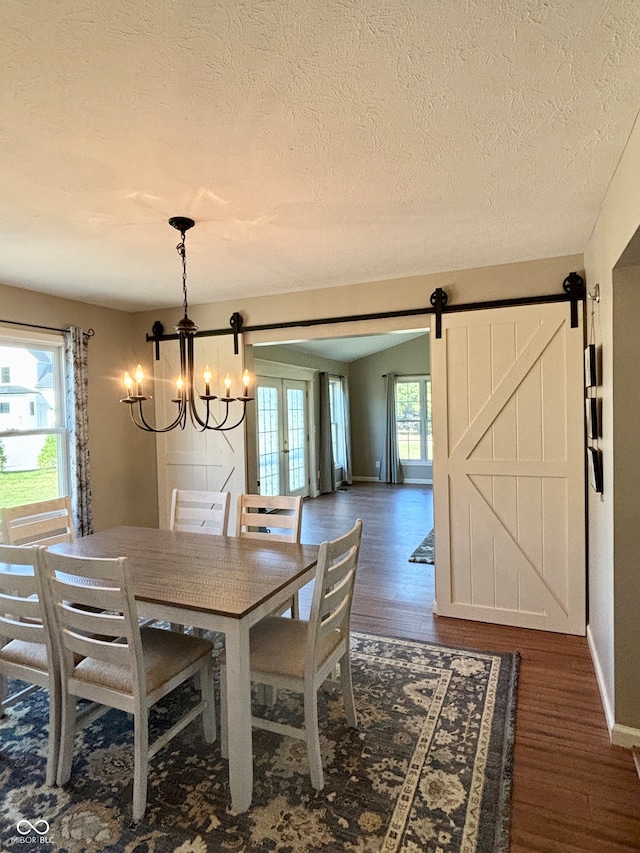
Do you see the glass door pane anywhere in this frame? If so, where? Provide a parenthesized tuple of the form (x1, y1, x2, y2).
(286, 385, 306, 494)
(257, 384, 280, 496)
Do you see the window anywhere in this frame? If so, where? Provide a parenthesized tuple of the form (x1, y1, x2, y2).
(329, 377, 347, 470)
(0, 332, 69, 510)
(395, 376, 432, 463)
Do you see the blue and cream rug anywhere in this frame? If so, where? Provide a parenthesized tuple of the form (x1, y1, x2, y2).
(0, 632, 518, 852)
(409, 529, 435, 564)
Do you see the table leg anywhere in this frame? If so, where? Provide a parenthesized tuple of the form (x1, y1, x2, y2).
(223, 619, 253, 812)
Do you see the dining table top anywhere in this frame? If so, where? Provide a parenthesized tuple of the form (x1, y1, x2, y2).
(50, 525, 320, 620)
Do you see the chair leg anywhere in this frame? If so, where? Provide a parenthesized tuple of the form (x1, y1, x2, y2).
(0, 674, 6, 719)
(340, 653, 357, 728)
(132, 711, 149, 822)
(304, 687, 323, 790)
(219, 665, 228, 759)
(200, 658, 217, 743)
(46, 679, 62, 787)
(291, 592, 300, 620)
(57, 692, 77, 785)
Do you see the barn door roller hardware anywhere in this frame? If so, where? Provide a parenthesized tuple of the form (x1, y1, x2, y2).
(429, 272, 585, 338)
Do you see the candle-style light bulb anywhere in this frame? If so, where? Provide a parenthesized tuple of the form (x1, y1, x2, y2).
(203, 364, 212, 397)
(134, 364, 144, 396)
(224, 372, 232, 398)
(176, 375, 184, 392)
(123, 371, 133, 398)
(242, 369, 251, 395)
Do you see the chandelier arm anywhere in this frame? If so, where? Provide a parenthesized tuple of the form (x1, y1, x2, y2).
(187, 396, 212, 430)
(209, 401, 250, 431)
(127, 403, 155, 432)
(132, 398, 187, 433)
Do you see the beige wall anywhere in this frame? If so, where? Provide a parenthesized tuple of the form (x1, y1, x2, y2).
(252, 343, 348, 376)
(349, 335, 430, 479)
(584, 110, 640, 737)
(0, 282, 157, 531)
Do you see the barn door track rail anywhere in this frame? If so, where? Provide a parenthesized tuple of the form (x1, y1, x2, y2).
(144, 271, 585, 356)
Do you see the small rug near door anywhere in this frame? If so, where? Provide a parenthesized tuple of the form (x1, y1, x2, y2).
(409, 528, 435, 563)
(0, 632, 518, 853)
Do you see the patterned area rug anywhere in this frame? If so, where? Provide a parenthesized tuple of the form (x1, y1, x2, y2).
(409, 528, 435, 563)
(0, 632, 518, 853)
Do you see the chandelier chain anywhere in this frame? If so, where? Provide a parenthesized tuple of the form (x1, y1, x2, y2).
(176, 232, 188, 314)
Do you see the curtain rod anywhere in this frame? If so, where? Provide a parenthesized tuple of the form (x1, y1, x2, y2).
(0, 319, 94, 337)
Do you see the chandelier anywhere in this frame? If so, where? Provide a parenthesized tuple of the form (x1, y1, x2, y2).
(121, 217, 253, 433)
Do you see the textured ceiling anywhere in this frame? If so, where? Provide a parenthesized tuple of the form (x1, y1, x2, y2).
(1, 0, 639, 312)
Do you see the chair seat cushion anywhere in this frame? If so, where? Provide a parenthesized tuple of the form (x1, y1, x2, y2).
(0, 639, 48, 672)
(245, 616, 342, 679)
(72, 627, 213, 695)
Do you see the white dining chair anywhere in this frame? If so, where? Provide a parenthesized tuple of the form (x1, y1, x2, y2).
(220, 518, 363, 790)
(2, 497, 75, 546)
(236, 493, 303, 618)
(167, 488, 231, 634)
(0, 543, 60, 786)
(169, 489, 231, 536)
(40, 548, 217, 821)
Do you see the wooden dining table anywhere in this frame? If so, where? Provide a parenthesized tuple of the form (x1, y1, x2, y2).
(50, 525, 320, 813)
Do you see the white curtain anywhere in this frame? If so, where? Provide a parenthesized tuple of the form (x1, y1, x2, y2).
(341, 375, 353, 485)
(64, 327, 93, 536)
(379, 373, 404, 484)
(318, 372, 336, 494)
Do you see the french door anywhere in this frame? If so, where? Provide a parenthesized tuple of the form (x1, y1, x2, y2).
(256, 376, 309, 498)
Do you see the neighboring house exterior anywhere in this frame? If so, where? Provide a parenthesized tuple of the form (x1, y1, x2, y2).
(0, 347, 54, 469)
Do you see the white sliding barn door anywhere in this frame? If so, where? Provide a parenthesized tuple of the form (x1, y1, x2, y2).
(432, 302, 585, 635)
(154, 336, 247, 533)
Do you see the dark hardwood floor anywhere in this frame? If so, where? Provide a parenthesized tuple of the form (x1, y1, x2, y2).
(300, 482, 640, 853)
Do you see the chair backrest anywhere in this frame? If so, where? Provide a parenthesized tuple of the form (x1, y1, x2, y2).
(0, 543, 51, 656)
(235, 494, 303, 543)
(307, 519, 363, 668)
(40, 550, 145, 705)
(3, 497, 75, 547)
(169, 489, 231, 536)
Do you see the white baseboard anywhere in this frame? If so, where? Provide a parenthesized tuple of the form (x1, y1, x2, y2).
(611, 724, 640, 748)
(587, 625, 640, 747)
(353, 476, 432, 485)
(587, 625, 616, 736)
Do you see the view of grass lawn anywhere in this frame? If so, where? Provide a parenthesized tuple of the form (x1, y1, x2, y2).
(0, 469, 59, 509)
